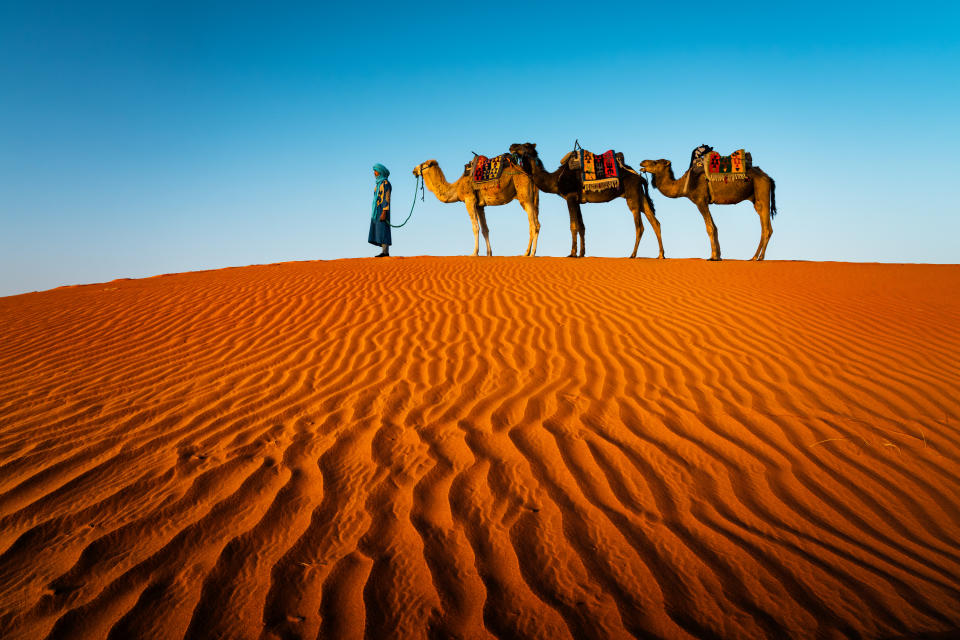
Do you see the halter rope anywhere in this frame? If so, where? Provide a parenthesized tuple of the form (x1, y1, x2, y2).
(388, 173, 423, 228)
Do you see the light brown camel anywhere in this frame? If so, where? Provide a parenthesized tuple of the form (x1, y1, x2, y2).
(413, 158, 541, 256)
(510, 142, 664, 258)
(640, 157, 777, 260)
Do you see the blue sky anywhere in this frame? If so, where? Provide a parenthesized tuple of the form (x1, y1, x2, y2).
(2, 1, 958, 296)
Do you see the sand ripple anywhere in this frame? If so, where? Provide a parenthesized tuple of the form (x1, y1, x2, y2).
(1, 257, 959, 639)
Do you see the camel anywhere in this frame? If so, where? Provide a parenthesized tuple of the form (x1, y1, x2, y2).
(509, 143, 664, 258)
(412, 157, 540, 256)
(639, 155, 777, 261)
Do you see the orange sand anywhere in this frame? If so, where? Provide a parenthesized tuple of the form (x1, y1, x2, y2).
(1, 257, 959, 640)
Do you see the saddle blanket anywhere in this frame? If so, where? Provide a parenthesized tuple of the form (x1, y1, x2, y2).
(472, 154, 508, 187)
(704, 149, 751, 182)
(580, 149, 620, 191)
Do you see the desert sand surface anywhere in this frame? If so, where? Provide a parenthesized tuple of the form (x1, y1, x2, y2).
(1, 256, 959, 640)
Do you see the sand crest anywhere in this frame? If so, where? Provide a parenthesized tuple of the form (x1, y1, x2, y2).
(1, 257, 959, 639)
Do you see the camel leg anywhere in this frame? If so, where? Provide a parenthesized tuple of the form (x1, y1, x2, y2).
(642, 194, 665, 259)
(753, 199, 772, 261)
(565, 199, 576, 257)
(626, 197, 644, 259)
(465, 198, 481, 257)
(695, 201, 721, 260)
(521, 199, 540, 257)
(477, 206, 492, 256)
(566, 195, 583, 258)
(576, 206, 586, 257)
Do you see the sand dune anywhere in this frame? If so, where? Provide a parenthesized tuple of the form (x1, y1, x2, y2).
(1, 256, 959, 640)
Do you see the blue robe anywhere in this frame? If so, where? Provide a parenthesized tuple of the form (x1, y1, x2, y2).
(368, 179, 392, 246)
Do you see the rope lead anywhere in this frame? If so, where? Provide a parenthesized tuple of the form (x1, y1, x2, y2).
(389, 173, 422, 228)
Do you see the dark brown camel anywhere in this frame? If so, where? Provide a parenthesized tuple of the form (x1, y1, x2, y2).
(509, 143, 664, 259)
(639, 156, 777, 261)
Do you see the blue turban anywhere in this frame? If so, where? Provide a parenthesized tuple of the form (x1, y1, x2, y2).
(373, 163, 390, 180)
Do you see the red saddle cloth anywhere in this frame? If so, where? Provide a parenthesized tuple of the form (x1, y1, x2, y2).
(471, 154, 508, 185)
(704, 149, 751, 181)
(579, 149, 620, 191)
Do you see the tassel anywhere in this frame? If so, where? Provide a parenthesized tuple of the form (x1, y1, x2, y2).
(583, 179, 620, 191)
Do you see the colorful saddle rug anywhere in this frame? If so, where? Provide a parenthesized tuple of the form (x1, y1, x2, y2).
(703, 149, 751, 182)
(471, 154, 508, 188)
(579, 149, 620, 191)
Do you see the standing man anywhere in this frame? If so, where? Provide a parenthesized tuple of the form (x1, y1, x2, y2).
(369, 163, 392, 257)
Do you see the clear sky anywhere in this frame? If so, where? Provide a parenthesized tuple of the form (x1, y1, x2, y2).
(2, 1, 958, 297)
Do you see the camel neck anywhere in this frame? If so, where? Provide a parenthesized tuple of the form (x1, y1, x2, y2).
(530, 160, 561, 194)
(423, 165, 461, 203)
(653, 166, 687, 198)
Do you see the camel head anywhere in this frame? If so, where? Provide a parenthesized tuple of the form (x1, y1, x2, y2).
(508, 142, 543, 173)
(413, 159, 438, 177)
(639, 159, 671, 174)
(640, 159, 673, 189)
(508, 142, 537, 158)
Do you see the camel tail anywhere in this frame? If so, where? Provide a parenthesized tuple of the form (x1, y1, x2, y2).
(769, 177, 777, 218)
(640, 175, 656, 216)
